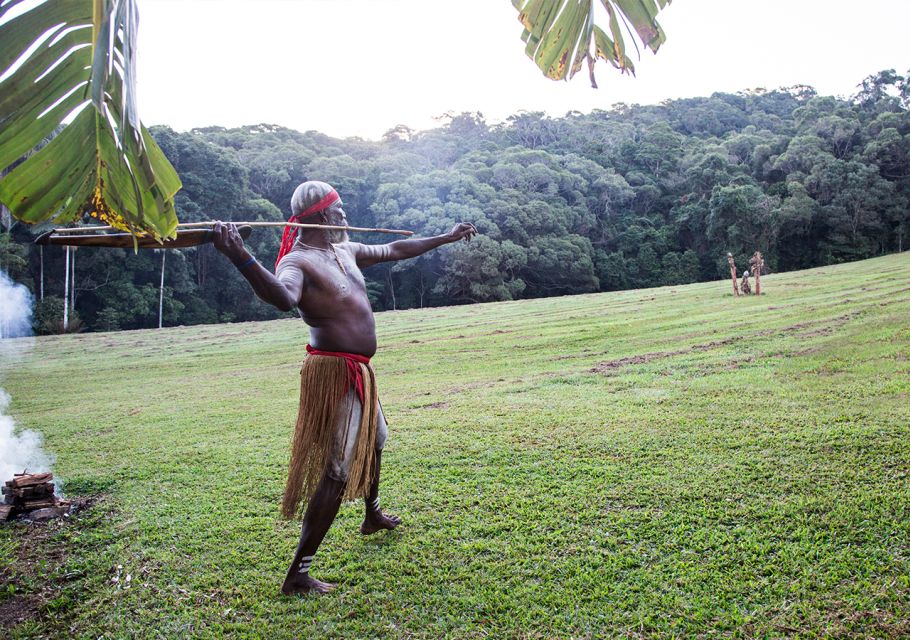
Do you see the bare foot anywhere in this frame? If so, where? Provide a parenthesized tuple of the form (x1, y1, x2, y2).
(360, 510, 402, 535)
(281, 573, 335, 596)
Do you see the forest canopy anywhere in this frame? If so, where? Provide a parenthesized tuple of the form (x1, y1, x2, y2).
(2, 70, 908, 333)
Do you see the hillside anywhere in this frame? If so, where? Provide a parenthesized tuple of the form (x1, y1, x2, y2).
(2, 253, 909, 638)
(7, 73, 910, 334)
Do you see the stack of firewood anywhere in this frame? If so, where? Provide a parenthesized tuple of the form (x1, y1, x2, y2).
(0, 472, 68, 521)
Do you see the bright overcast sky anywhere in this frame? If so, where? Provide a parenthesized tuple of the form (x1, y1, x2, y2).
(136, 0, 910, 140)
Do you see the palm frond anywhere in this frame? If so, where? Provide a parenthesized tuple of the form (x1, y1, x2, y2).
(514, 0, 670, 88)
(0, 0, 181, 239)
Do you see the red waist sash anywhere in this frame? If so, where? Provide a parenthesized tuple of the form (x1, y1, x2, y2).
(305, 344, 371, 403)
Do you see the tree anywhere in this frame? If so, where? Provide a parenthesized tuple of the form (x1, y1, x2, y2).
(0, 231, 29, 284)
(856, 69, 906, 111)
(434, 236, 527, 303)
(774, 182, 818, 269)
(806, 158, 898, 258)
(523, 235, 600, 296)
(707, 183, 779, 261)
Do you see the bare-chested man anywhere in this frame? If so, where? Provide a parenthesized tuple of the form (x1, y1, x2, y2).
(212, 180, 476, 595)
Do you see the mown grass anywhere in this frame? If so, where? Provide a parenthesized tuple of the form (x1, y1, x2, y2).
(1, 253, 909, 639)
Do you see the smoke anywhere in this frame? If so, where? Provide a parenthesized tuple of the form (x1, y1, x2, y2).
(0, 269, 33, 339)
(0, 270, 53, 487)
(0, 389, 52, 482)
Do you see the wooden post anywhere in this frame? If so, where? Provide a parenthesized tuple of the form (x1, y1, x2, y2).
(387, 265, 397, 310)
(750, 251, 763, 295)
(63, 246, 70, 331)
(70, 246, 76, 310)
(727, 253, 739, 296)
(158, 250, 166, 329)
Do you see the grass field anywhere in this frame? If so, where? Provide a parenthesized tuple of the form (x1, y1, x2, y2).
(1, 253, 909, 639)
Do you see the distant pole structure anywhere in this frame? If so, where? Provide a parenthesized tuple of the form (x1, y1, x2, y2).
(750, 251, 764, 295)
(727, 252, 739, 296)
(70, 246, 76, 310)
(158, 250, 166, 329)
(63, 246, 70, 331)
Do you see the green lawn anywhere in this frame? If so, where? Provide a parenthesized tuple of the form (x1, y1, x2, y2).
(2, 253, 909, 638)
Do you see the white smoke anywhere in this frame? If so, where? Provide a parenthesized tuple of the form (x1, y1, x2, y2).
(0, 269, 33, 339)
(0, 388, 52, 482)
(0, 270, 53, 490)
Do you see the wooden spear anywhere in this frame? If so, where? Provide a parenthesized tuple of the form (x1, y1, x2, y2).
(52, 221, 414, 236)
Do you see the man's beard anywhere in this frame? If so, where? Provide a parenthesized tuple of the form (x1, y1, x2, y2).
(326, 228, 348, 244)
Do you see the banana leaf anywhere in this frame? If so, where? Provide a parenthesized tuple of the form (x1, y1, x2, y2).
(514, 0, 670, 88)
(0, 0, 181, 241)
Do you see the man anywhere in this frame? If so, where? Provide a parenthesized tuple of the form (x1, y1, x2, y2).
(212, 180, 476, 595)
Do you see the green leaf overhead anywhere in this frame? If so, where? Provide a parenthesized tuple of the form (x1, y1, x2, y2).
(0, 0, 181, 239)
(514, 0, 670, 88)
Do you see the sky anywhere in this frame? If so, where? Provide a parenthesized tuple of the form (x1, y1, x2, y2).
(135, 0, 910, 140)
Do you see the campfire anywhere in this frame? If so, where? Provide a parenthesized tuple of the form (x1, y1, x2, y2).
(0, 472, 70, 521)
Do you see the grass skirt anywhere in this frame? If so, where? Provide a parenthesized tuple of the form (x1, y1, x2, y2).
(280, 354, 379, 519)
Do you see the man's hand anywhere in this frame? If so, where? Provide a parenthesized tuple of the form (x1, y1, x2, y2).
(448, 222, 478, 243)
(212, 221, 249, 265)
(211, 221, 301, 311)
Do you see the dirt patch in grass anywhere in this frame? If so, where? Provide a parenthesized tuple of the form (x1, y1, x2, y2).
(875, 287, 910, 307)
(0, 497, 100, 633)
(591, 312, 868, 374)
(833, 609, 910, 638)
(412, 401, 449, 410)
(591, 338, 736, 373)
(723, 356, 757, 370)
(591, 349, 689, 372)
(0, 521, 64, 630)
(0, 590, 42, 629)
(798, 327, 834, 338)
(767, 599, 910, 639)
(554, 350, 595, 360)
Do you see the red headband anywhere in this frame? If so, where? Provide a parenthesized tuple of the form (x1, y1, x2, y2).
(275, 190, 341, 269)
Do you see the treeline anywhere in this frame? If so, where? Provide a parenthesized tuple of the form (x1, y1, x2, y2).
(2, 69, 908, 333)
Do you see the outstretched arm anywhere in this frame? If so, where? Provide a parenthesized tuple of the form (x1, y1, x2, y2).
(212, 222, 303, 312)
(353, 222, 477, 268)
